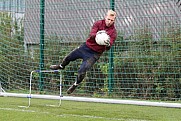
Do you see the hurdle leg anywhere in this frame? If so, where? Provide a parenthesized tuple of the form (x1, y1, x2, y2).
(18, 71, 34, 108)
(45, 70, 62, 107)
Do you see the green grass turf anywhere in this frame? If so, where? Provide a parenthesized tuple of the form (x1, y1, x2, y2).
(0, 97, 180, 121)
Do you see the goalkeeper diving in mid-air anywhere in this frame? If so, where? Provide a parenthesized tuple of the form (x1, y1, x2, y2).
(50, 10, 117, 94)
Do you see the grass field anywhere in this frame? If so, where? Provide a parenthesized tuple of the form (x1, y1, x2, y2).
(0, 97, 180, 121)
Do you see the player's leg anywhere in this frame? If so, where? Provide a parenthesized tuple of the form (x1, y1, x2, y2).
(50, 47, 82, 70)
(66, 72, 86, 94)
(67, 53, 100, 94)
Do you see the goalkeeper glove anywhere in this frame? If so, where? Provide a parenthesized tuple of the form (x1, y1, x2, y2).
(104, 35, 110, 47)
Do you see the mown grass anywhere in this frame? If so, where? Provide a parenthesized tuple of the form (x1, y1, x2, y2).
(0, 97, 180, 121)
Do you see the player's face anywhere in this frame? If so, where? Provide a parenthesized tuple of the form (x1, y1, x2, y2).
(105, 15, 115, 27)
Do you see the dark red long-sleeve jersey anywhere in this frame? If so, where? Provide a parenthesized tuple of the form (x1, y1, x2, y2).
(86, 19, 117, 53)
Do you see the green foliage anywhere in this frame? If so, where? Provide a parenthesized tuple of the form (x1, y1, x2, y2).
(110, 24, 181, 100)
(0, 12, 30, 91)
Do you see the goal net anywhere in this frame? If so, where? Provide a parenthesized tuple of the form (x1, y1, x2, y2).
(0, 0, 180, 108)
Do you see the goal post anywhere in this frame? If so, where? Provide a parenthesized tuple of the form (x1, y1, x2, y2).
(0, 82, 6, 93)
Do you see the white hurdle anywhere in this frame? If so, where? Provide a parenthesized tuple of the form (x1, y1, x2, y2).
(19, 70, 62, 108)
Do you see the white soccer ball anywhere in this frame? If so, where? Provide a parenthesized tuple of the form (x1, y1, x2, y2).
(95, 32, 110, 45)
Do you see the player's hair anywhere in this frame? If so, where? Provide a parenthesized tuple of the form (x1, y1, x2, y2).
(107, 10, 116, 17)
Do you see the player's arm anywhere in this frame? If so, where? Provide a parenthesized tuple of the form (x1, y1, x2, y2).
(89, 21, 99, 39)
(106, 30, 117, 50)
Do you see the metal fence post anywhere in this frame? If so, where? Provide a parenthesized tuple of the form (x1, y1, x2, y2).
(108, 0, 115, 94)
(39, 0, 45, 91)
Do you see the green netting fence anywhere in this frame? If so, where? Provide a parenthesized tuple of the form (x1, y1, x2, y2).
(0, 0, 181, 101)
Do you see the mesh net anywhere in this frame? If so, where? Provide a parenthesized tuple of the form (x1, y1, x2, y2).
(0, 0, 180, 101)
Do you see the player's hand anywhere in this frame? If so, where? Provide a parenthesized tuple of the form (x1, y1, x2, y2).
(96, 30, 106, 35)
(104, 35, 110, 46)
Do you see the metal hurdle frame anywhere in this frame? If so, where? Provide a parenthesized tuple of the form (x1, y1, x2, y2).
(20, 70, 62, 108)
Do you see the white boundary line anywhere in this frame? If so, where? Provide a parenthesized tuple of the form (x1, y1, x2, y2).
(0, 107, 149, 121)
(0, 92, 181, 108)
